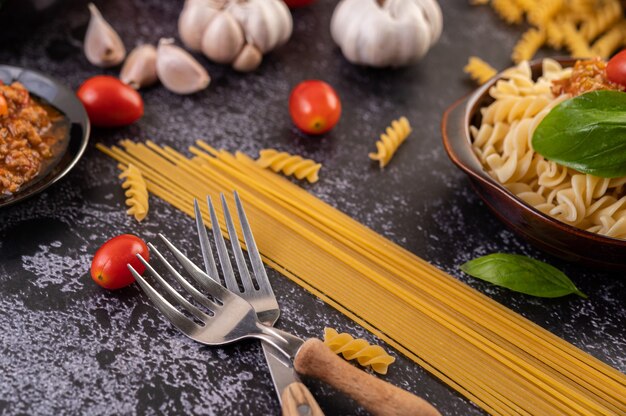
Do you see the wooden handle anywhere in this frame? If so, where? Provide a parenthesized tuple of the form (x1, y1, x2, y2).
(294, 339, 441, 416)
(281, 382, 325, 416)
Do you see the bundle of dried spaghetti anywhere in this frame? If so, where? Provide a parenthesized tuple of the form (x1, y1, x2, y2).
(97, 140, 626, 416)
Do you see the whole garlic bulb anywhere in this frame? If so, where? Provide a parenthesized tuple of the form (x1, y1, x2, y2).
(330, 0, 443, 67)
(156, 38, 210, 95)
(84, 3, 126, 67)
(178, 0, 292, 72)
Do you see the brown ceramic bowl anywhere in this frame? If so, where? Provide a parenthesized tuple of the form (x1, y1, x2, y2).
(441, 58, 626, 270)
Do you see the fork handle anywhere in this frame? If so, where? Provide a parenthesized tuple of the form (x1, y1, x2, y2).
(281, 382, 325, 416)
(294, 339, 441, 416)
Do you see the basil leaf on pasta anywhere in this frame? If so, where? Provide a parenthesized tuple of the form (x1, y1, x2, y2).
(532, 90, 626, 179)
(460, 254, 587, 298)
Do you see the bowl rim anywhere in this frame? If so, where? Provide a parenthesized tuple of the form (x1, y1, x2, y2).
(442, 57, 626, 249)
(0, 64, 90, 208)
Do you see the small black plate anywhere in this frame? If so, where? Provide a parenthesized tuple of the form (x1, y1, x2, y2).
(0, 65, 90, 208)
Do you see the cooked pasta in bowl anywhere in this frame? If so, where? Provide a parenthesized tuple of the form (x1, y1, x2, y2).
(442, 57, 626, 269)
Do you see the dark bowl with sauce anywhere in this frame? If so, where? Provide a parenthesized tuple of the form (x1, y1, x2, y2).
(441, 58, 626, 270)
(0, 65, 90, 207)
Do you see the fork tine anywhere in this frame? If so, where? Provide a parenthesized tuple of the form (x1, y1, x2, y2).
(157, 234, 232, 303)
(194, 199, 219, 283)
(147, 243, 220, 311)
(221, 193, 255, 293)
(233, 191, 274, 296)
(136, 253, 212, 319)
(207, 195, 239, 293)
(129, 264, 202, 334)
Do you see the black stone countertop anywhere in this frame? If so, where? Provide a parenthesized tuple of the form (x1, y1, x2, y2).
(0, 1, 624, 415)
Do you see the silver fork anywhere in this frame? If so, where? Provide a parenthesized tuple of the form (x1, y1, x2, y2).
(193, 192, 311, 411)
(129, 238, 441, 416)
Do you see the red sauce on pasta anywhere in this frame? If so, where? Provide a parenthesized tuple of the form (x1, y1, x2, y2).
(552, 58, 626, 97)
(0, 81, 65, 195)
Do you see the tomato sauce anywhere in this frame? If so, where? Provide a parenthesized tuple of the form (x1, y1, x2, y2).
(0, 81, 65, 195)
(552, 57, 626, 97)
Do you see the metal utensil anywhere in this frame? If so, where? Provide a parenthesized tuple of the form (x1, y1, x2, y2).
(193, 192, 312, 412)
(129, 236, 441, 416)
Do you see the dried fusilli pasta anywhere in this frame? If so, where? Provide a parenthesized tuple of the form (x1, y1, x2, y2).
(561, 21, 594, 58)
(591, 21, 626, 58)
(490, 0, 523, 24)
(470, 59, 626, 239)
(119, 163, 149, 222)
(579, 0, 622, 41)
(464, 56, 497, 84)
(369, 116, 412, 168)
(472, 0, 626, 64)
(526, 0, 563, 27)
(323, 328, 395, 375)
(256, 149, 321, 183)
(512, 28, 546, 64)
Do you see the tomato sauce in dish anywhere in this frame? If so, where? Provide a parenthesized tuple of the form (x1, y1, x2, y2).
(552, 57, 626, 97)
(0, 81, 68, 196)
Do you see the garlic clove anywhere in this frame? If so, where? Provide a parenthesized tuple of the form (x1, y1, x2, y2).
(228, 0, 293, 54)
(156, 38, 210, 95)
(120, 44, 158, 89)
(232, 43, 262, 72)
(201, 11, 245, 64)
(178, 0, 219, 51)
(84, 3, 126, 67)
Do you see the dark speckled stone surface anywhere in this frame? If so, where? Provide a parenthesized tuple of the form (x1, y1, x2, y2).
(0, 1, 624, 415)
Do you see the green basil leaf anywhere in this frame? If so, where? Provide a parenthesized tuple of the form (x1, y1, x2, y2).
(460, 254, 587, 298)
(532, 90, 626, 178)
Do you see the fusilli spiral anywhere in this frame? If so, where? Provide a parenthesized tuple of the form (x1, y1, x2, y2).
(256, 149, 322, 183)
(472, 0, 626, 66)
(471, 59, 626, 239)
(464, 56, 497, 85)
(490, 0, 523, 24)
(579, 0, 622, 41)
(591, 21, 626, 58)
(561, 21, 594, 58)
(512, 28, 546, 64)
(369, 116, 412, 168)
(119, 163, 149, 222)
(526, 0, 563, 27)
(323, 328, 395, 375)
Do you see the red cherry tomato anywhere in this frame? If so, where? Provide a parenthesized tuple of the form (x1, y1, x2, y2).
(283, 0, 315, 7)
(77, 75, 144, 127)
(607, 49, 626, 86)
(90, 234, 149, 290)
(289, 80, 341, 135)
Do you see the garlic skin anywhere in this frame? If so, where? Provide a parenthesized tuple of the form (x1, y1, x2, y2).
(156, 38, 210, 95)
(201, 11, 244, 64)
(84, 3, 126, 67)
(178, 0, 219, 51)
(120, 44, 158, 90)
(330, 0, 443, 67)
(232, 44, 262, 72)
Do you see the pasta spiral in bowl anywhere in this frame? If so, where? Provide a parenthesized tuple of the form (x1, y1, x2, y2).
(442, 57, 626, 270)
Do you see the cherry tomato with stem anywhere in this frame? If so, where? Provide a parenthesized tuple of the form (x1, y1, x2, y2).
(90, 234, 149, 290)
(77, 75, 144, 127)
(289, 80, 341, 135)
(607, 49, 626, 87)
